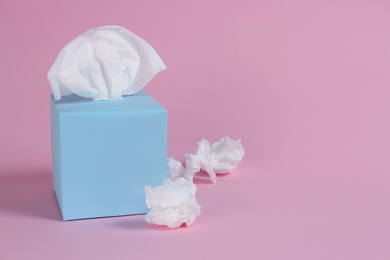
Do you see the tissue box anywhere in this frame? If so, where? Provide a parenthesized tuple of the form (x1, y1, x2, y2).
(51, 91, 167, 220)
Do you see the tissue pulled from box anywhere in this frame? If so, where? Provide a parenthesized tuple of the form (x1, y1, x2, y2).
(167, 157, 186, 181)
(48, 25, 166, 101)
(145, 178, 201, 229)
(185, 136, 245, 183)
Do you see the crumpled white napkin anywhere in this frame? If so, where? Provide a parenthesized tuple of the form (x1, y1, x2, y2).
(185, 136, 245, 183)
(48, 25, 166, 101)
(144, 178, 201, 229)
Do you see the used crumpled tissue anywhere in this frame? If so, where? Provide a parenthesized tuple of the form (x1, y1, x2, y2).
(48, 25, 166, 101)
(165, 136, 245, 183)
(167, 157, 185, 181)
(144, 178, 201, 229)
(185, 136, 245, 183)
(145, 136, 244, 229)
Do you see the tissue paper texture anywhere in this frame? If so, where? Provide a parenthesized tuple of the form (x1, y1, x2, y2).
(48, 25, 166, 101)
(167, 157, 185, 181)
(145, 178, 201, 228)
(185, 136, 245, 183)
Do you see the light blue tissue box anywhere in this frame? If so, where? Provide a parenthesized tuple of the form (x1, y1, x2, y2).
(51, 91, 167, 221)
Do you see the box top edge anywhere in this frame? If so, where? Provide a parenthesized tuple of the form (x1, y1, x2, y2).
(51, 91, 167, 113)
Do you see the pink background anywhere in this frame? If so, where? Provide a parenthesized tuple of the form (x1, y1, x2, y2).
(1, 0, 390, 259)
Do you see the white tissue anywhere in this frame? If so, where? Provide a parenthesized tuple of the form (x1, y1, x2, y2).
(145, 178, 201, 229)
(185, 136, 245, 183)
(167, 157, 185, 181)
(48, 25, 166, 101)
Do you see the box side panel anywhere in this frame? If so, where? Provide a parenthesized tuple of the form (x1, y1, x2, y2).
(60, 109, 167, 220)
(51, 96, 64, 219)
(121, 109, 168, 214)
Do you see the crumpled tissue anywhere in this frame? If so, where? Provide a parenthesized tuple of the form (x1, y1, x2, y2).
(145, 136, 243, 229)
(167, 157, 185, 181)
(144, 178, 201, 228)
(185, 136, 245, 183)
(48, 25, 166, 101)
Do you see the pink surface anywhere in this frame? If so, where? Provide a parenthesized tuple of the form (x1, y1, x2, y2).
(1, 0, 390, 259)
